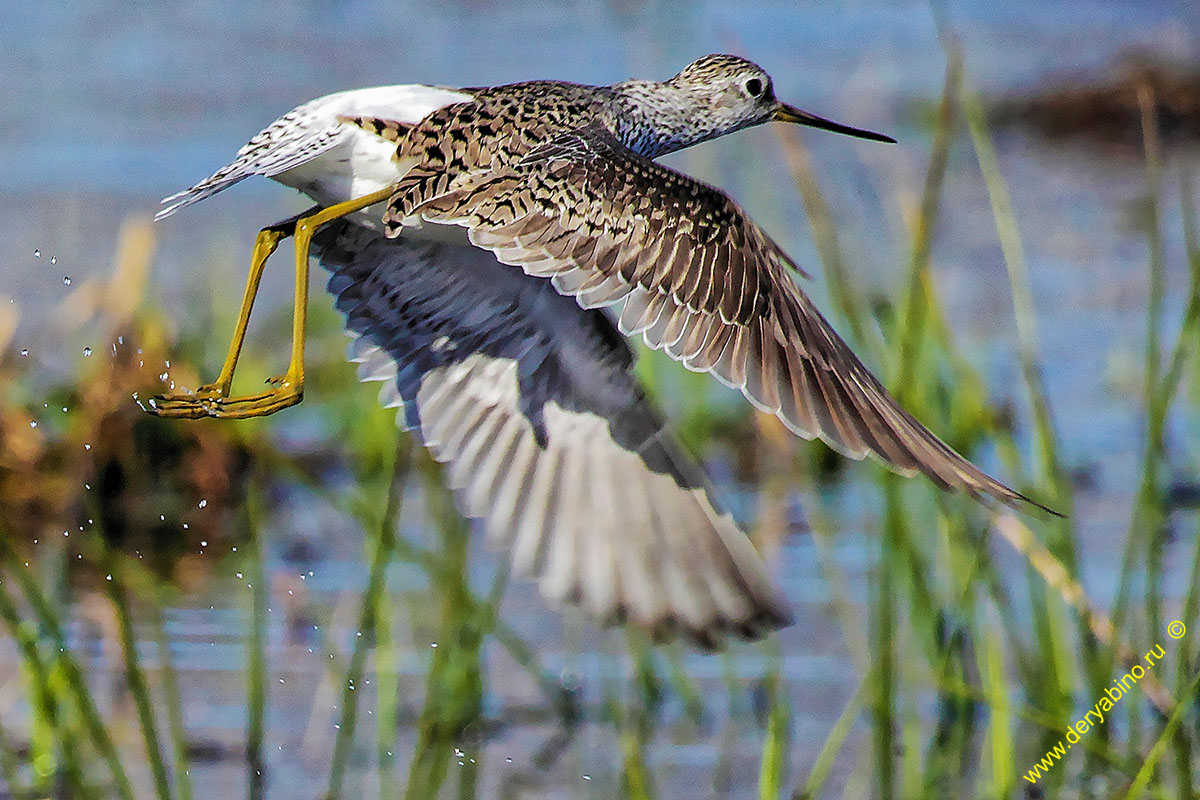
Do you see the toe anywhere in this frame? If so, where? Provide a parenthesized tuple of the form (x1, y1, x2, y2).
(205, 389, 303, 419)
(144, 396, 210, 419)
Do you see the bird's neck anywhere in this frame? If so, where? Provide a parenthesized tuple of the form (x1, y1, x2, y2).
(608, 80, 716, 158)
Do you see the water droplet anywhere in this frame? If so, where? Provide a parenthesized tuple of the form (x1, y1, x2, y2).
(19, 349, 28, 357)
(82, 347, 92, 357)
(117, 335, 124, 345)
(198, 499, 208, 508)
(84, 443, 91, 450)
(33, 249, 40, 258)
(50, 256, 57, 265)
(105, 574, 112, 581)
(62, 276, 70, 286)
(28, 420, 37, 428)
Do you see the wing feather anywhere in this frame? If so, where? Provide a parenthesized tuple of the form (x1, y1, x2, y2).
(313, 219, 792, 646)
(408, 125, 1053, 515)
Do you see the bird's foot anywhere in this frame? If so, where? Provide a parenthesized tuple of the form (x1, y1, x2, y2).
(145, 382, 302, 419)
(144, 382, 230, 419)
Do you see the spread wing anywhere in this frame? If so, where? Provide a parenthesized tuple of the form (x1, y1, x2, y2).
(311, 218, 792, 647)
(400, 124, 1051, 515)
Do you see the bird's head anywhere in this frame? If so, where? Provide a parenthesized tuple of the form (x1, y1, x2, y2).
(666, 54, 896, 146)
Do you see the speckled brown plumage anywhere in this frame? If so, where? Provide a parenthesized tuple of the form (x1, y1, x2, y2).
(344, 58, 1054, 516)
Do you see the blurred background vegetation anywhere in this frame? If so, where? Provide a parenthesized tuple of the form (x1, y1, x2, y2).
(1, 1, 1198, 798)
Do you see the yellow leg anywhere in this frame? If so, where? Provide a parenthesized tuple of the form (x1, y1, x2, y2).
(146, 186, 398, 420)
(148, 217, 301, 418)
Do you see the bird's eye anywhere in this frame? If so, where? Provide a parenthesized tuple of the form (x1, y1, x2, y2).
(744, 78, 763, 97)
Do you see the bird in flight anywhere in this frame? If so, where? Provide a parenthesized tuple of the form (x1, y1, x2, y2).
(150, 55, 1052, 644)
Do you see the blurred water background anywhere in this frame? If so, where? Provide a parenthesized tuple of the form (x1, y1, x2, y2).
(0, 1, 1198, 798)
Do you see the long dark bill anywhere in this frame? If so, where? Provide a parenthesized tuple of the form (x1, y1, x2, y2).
(774, 103, 896, 143)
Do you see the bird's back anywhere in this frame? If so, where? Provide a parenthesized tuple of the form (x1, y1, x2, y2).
(157, 84, 473, 219)
(381, 80, 615, 210)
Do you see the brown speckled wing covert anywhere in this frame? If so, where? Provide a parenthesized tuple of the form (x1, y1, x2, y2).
(396, 124, 1053, 515)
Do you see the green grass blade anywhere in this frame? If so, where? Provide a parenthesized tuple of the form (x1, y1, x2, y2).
(979, 616, 1014, 799)
(148, 585, 194, 800)
(1109, 83, 1172, 669)
(245, 477, 268, 800)
(1159, 166, 1200, 404)
(757, 656, 789, 800)
(891, 48, 960, 404)
(0, 576, 58, 794)
(1135, 83, 1169, 668)
(101, 545, 174, 800)
(959, 67, 1080, 754)
(326, 436, 411, 800)
(0, 536, 136, 800)
(618, 721, 655, 800)
(1168, 163, 1200, 800)
(799, 668, 870, 799)
(1121, 667, 1200, 800)
(871, 480, 901, 800)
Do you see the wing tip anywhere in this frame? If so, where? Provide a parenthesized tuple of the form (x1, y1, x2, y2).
(990, 485, 1066, 519)
(632, 600, 794, 652)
